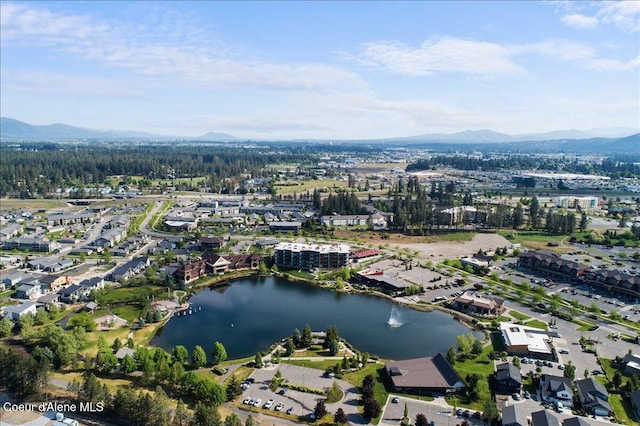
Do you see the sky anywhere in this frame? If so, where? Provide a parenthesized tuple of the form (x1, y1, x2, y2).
(1, 1, 639, 140)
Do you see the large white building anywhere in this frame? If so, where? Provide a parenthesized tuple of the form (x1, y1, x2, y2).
(500, 322, 556, 359)
(274, 242, 350, 270)
(320, 213, 387, 229)
(554, 196, 599, 210)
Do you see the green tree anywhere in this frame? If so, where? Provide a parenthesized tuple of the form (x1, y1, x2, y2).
(446, 346, 456, 364)
(564, 362, 576, 380)
(314, 399, 327, 418)
(120, 354, 137, 374)
(254, 352, 263, 368)
(192, 402, 222, 426)
(512, 356, 521, 368)
(174, 399, 192, 426)
(192, 345, 207, 368)
(227, 374, 243, 401)
(211, 341, 228, 365)
(225, 413, 243, 426)
(363, 398, 381, 420)
(67, 312, 97, 331)
(325, 325, 339, 347)
(613, 370, 623, 389)
(303, 324, 313, 347)
(172, 345, 189, 364)
(415, 413, 429, 426)
(334, 407, 347, 425)
(0, 317, 13, 337)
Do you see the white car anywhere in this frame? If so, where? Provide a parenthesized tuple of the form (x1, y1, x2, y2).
(253, 399, 262, 407)
(275, 403, 284, 411)
(264, 399, 274, 409)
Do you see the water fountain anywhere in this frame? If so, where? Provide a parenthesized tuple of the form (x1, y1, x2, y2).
(387, 306, 403, 327)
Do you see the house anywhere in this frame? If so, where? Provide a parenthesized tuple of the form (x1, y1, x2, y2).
(563, 417, 596, 426)
(1, 271, 30, 287)
(254, 238, 279, 249)
(199, 236, 226, 251)
(109, 257, 150, 281)
(539, 374, 573, 408)
(385, 353, 466, 395)
(225, 254, 260, 271)
(530, 410, 560, 426)
(0, 223, 23, 241)
(501, 404, 527, 426)
(629, 390, 640, 421)
(37, 292, 61, 309)
(79, 276, 105, 291)
(575, 377, 612, 416)
(495, 363, 522, 395)
(115, 347, 136, 361)
(59, 284, 90, 303)
(39, 274, 68, 293)
(16, 284, 42, 300)
(3, 301, 38, 321)
(452, 292, 505, 316)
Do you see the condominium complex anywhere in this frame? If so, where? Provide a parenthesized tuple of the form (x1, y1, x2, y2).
(274, 242, 350, 270)
(554, 196, 599, 210)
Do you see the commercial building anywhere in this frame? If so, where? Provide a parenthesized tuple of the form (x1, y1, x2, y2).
(452, 292, 505, 317)
(499, 322, 556, 360)
(274, 242, 349, 270)
(385, 353, 466, 395)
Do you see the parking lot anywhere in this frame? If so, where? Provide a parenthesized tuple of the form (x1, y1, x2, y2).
(238, 364, 363, 424)
(380, 395, 485, 426)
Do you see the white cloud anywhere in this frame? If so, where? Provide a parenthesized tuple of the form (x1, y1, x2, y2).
(553, 1, 640, 32)
(562, 13, 598, 29)
(0, 3, 365, 94)
(353, 37, 524, 77)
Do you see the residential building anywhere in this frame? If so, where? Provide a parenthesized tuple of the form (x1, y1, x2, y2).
(269, 221, 302, 233)
(39, 274, 68, 293)
(37, 292, 61, 309)
(79, 277, 105, 291)
(46, 212, 95, 226)
(501, 404, 527, 426)
(59, 284, 90, 303)
(563, 417, 596, 426)
(2, 236, 60, 253)
(629, 390, 640, 421)
(574, 377, 612, 417)
(109, 257, 150, 281)
(531, 410, 560, 426)
(16, 284, 42, 300)
(495, 363, 522, 395)
(518, 251, 588, 283)
(320, 213, 387, 229)
(3, 302, 38, 321)
(385, 353, 466, 395)
(539, 374, 573, 408)
(350, 249, 380, 263)
(274, 242, 349, 270)
(174, 259, 208, 284)
(200, 236, 226, 251)
(554, 196, 599, 210)
(0, 223, 23, 241)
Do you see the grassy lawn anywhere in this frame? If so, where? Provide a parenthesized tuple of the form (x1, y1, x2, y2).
(609, 393, 636, 425)
(282, 269, 316, 280)
(111, 305, 143, 322)
(453, 345, 495, 379)
(282, 359, 338, 372)
(343, 363, 389, 424)
(497, 230, 573, 251)
(524, 319, 548, 330)
(273, 179, 347, 195)
(98, 286, 160, 305)
(509, 310, 531, 321)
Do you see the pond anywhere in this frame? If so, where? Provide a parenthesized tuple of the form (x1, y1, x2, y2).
(151, 276, 481, 359)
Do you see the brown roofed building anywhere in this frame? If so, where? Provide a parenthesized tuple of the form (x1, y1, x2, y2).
(385, 353, 466, 395)
(452, 292, 505, 316)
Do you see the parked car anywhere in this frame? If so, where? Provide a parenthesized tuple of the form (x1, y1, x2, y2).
(524, 391, 531, 399)
(275, 403, 284, 411)
(264, 399, 274, 409)
(253, 399, 262, 407)
(286, 407, 294, 415)
(392, 397, 400, 403)
(512, 393, 521, 401)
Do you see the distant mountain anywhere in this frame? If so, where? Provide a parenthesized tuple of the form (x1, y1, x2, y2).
(1, 116, 636, 145)
(390, 127, 639, 143)
(195, 131, 237, 141)
(0, 117, 236, 141)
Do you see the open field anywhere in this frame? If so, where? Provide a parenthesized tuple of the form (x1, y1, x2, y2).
(273, 178, 347, 195)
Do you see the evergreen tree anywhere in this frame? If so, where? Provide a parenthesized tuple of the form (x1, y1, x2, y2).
(192, 345, 207, 368)
(211, 341, 228, 365)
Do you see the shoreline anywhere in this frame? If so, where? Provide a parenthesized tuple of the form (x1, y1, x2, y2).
(147, 269, 486, 359)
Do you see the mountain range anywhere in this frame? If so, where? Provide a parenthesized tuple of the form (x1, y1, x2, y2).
(1, 117, 638, 145)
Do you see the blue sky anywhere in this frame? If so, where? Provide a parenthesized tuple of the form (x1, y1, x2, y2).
(1, 1, 638, 139)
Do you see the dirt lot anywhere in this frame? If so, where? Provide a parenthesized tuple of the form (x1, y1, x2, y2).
(335, 231, 511, 261)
